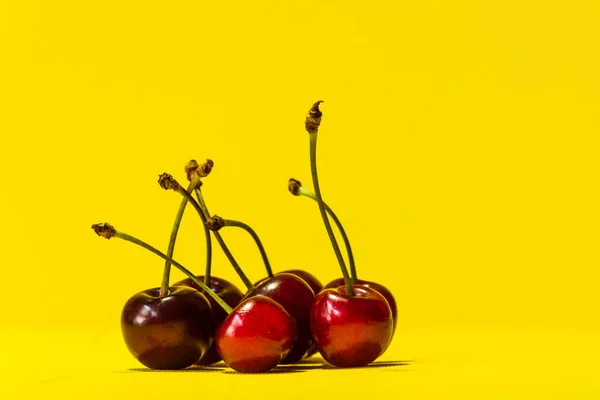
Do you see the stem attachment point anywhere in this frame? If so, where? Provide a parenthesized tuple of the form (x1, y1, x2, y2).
(206, 215, 226, 231)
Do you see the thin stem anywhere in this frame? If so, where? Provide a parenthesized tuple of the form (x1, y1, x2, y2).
(195, 188, 210, 218)
(309, 132, 355, 296)
(223, 219, 273, 278)
(298, 188, 357, 283)
(114, 231, 233, 314)
(161, 179, 211, 297)
(194, 189, 213, 285)
(179, 187, 254, 291)
(194, 187, 211, 285)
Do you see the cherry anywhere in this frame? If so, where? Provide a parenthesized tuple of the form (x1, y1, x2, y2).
(173, 275, 244, 365)
(244, 273, 316, 364)
(299, 101, 395, 366)
(121, 286, 215, 369)
(324, 278, 397, 336)
(288, 123, 399, 342)
(310, 286, 393, 367)
(216, 296, 295, 373)
(253, 270, 322, 359)
(92, 223, 234, 370)
(202, 216, 318, 364)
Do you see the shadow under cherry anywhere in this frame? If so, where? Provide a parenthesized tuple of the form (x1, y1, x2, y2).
(125, 359, 412, 374)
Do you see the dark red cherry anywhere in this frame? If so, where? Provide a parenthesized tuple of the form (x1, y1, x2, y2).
(254, 269, 323, 296)
(280, 269, 323, 294)
(121, 286, 215, 369)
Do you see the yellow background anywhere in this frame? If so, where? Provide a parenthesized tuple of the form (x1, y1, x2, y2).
(1, 0, 599, 398)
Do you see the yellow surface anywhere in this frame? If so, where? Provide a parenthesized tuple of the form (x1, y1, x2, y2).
(1, 0, 599, 398)
(2, 329, 600, 399)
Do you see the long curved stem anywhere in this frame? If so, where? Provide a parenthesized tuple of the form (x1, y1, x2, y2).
(223, 219, 273, 278)
(309, 132, 354, 296)
(299, 188, 356, 283)
(176, 187, 254, 291)
(161, 179, 211, 296)
(111, 230, 232, 313)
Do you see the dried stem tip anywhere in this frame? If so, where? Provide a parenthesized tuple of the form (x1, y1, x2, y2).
(92, 222, 116, 239)
(184, 159, 199, 181)
(206, 215, 225, 231)
(288, 178, 302, 196)
(185, 159, 214, 181)
(198, 159, 214, 177)
(158, 173, 181, 191)
(305, 100, 324, 134)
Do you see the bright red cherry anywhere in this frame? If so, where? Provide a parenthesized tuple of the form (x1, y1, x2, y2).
(216, 296, 294, 373)
(310, 285, 393, 368)
(246, 273, 316, 363)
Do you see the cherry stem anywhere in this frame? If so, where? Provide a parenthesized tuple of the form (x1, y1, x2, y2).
(195, 188, 210, 217)
(176, 186, 254, 291)
(307, 103, 355, 296)
(193, 188, 219, 284)
(92, 224, 233, 314)
(161, 177, 211, 297)
(298, 187, 357, 283)
(222, 219, 273, 278)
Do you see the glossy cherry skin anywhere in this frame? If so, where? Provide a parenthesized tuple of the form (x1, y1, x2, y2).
(310, 286, 393, 368)
(173, 275, 244, 365)
(325, 278, 397, 335)
(246, 273, 316, 363)
(121, 286, 215, 370)
(216, 296, 294, 373)
(282, 270, 323, 294)
(254, 269, 323, 297)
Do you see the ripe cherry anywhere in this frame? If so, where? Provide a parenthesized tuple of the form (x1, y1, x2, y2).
(245, 273, 316, 364)
(216, 296, 295, 373)
(311, 286, 393, 367)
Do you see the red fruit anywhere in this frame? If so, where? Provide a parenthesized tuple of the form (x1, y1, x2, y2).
(246, 273, 316, 363)
(216, 296, 294, 373)
(325, 278, 397, 335)
(121, 286, 215, 370)
(310, 286, 393, 368)
(173, 275, 244, 365)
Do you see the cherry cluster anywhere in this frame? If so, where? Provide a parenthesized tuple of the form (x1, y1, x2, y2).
(92, 101, 398, 373)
